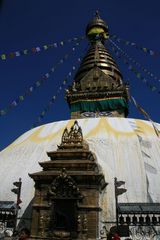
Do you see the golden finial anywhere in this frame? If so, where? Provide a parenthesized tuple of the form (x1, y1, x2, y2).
(95, 10, 100, 19)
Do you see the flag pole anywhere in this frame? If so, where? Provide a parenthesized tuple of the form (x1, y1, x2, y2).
(114, 177, 118, 230)
(114, 178, 127, 231)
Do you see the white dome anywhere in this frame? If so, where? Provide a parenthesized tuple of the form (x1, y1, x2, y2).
(0, 117, 160, 223)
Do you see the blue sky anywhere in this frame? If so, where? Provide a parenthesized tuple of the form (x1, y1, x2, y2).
(0, 0, 160, 150)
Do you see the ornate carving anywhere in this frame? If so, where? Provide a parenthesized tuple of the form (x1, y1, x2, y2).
(39, 214, 45, 237)
(77, 214, 88, 239)
(39, 211, 50, 238)
(60, 120, 83, 146)
(48, 168, 83, 200)
(83, 215, 88, 232)
(77, 215, 82, 233)
(80, 66, 118, 92)
(129, 226, 160, 240)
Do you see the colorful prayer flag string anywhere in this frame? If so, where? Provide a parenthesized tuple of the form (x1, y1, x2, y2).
(0, 36, 85, 61)
(0, 41, 82, 117)
(32, 43, 91, 127)
(108, 39, 160, 83)
(32, 57, 81, 128)
(109, 39, 160, 95)
(110, 34, 159, 57)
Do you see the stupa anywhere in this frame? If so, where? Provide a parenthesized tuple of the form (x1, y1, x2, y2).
(0, 12, 160, 240)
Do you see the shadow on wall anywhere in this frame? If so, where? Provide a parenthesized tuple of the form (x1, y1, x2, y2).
(17, 198, 34, 231)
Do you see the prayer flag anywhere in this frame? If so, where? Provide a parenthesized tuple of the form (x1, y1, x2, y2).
(15, 51, 20, 57)
(41, 111, 45, 116)
(29, 87, 34, 92)
(136, 73, 141, 79)
(23, 49, 28, 55)
(10, 53, 15, 58)
(11, 101, 17, 106)
(45, 73, 50, 78)
(1, 54, 6, 60)
(149, 50, 154, 56)
(142, 48, 147, 53)
(151, 86, 156, 91)
(19, 96, 24, 101)
(36, 47, 41, 52)
(43, 45, 48, 50)
(0, 110, 6, 116)
(36, 81, 41, 87)
(31, 48, 37, 53)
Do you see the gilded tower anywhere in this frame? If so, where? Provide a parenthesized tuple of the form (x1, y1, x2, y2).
(66, 12, 129, 118)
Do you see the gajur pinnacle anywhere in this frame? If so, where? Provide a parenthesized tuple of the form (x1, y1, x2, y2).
(86, 11, 109, 43)
(66, 13, 129, 119)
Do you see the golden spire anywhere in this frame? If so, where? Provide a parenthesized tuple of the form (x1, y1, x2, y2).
(66, 13, 129, 119)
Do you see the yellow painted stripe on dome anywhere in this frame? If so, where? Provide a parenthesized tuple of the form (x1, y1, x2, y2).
(135, 119, 158, 135)
(7, 119, 77, 150)
(85, 118, 135, 138)
(5, 118, 159, 151)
